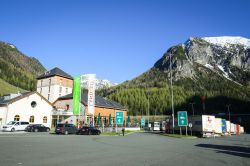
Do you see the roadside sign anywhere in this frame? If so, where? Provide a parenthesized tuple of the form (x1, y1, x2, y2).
(141, 117, 145, 127)
(116, 112, 124, 125)
(178, 111, 188, 126)
(188, 123, 192, 128)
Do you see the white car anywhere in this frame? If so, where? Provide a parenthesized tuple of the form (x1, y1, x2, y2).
(2, 121, 29, 132)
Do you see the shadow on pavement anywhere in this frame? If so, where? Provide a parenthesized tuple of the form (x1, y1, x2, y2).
(195, 144, 250, 158)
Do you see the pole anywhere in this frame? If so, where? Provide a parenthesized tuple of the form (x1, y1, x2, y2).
(170, 54, 175, 134)
(190, 102, 195, 116)
(78, 87, 81, 128)
(147, 94, 150, 127)
(227, 104, 231, 135)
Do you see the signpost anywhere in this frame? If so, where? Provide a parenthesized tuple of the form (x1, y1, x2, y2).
(116, 112, 124, 133)
(116, 112, 124, 125)
(178, 111, 188, 135)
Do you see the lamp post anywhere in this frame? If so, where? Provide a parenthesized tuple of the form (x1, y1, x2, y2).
(170, 54, 175, 134)
(226, 104, 231, 135)
(190, 102, 195, 116)
(147, 93, 150, 127)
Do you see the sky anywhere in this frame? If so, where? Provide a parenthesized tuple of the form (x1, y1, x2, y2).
(0, 0, 250, 83)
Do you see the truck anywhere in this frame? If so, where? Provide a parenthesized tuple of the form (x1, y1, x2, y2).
(226, 121, 231, 135)
(240, 126, 244, 134)
(169, 115, 216, 137)
(230, 123, 236, 135)
(221, 119, 227, 135)
(214, 118, 222, 136)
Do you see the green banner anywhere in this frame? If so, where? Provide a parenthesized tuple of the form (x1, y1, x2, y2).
(73, 76, 81, 115)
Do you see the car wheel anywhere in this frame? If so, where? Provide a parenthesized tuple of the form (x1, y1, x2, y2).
(34, 129, 38, 132)
(88, 131, 92, 135)
(98, 131, 101, 135)
(65, 131, 69, 135)
(11, 128, 15, 132)
(46, 128, 50, 132)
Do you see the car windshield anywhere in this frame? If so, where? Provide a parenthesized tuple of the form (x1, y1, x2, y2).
(7, 121, 16, 125)
(57, 124, 64, 127)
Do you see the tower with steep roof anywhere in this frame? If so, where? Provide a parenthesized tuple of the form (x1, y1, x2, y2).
(36, 67, 73, 103)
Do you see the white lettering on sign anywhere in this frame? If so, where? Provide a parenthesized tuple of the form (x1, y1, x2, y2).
(87, 74, 96, 115)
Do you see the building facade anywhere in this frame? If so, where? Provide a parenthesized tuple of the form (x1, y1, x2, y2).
(37, 67, 73, 103)
(0, 92, 53, 128)
(52, 92, 127, 127)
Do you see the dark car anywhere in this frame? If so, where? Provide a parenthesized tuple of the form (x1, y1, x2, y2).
(55, 123, 78, 135)
(77, 126, 101, 135)
(26, 124, 50, 132)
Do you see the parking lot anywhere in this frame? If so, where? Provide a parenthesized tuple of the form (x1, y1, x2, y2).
(0, 131, 249, 166)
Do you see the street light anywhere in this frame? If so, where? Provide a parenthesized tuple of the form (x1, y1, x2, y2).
(170, 54, 175, 134)
(226, 104, 231, 135)
(189, 102, 195, 116)
(147, 93, 150, 127)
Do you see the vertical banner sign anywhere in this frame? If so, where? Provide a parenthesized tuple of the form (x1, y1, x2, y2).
(73, 76, 81, 115)
(87, 74, 96, 115)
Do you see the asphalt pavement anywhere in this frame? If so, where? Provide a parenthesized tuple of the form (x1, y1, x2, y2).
(0, 132, 249, 166)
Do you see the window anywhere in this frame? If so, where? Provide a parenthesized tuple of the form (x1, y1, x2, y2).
(48, 79, 51, 93)
(43, 116, 47, 123)
(40, 88, 42, 93)
(59, 79, 62, 86)
(66, 104, 69, 110)
(59, 86, 62, 93)
(29, 116, 34, 123)
(41, 80, 43, 87)
(66, 88, 68, 94)
(31, 101, 37, 108)
(48, 94, 50, 101)
(14, 115, 20, 121)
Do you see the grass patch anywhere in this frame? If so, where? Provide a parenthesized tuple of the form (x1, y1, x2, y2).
(101, 130, 136, 136)
(160, 134, 197, 138)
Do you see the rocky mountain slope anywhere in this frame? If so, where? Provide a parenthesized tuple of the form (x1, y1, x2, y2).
(0, 42, 46, 94)
(101, 36, 250, 116)
(81, 77, 117, 90)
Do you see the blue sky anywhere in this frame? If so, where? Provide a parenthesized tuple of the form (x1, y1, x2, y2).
(1, 0, 250, 83)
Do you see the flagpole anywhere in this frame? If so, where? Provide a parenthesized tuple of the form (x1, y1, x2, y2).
(78, 83, 81, 128)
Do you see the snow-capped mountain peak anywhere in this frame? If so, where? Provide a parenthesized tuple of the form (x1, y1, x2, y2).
(202, 36, 250, 48)
(81, 77, 117, 90)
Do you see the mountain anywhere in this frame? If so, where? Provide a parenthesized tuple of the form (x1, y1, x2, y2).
(101, 36, 250, 117)
(0, 41, 46, 95)
(81, 77, 117, 90)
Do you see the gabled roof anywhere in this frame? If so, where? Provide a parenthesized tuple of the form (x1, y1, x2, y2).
(55, 93, 126, 111)
(37, 67, 73, 80)
(0, 91, 52, 106)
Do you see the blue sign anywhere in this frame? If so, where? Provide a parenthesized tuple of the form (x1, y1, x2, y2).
(221, 119, 226, 133)
(116, 112, 124, 125)
(141, 117, 145, 127)
(178, 111, 188, 126)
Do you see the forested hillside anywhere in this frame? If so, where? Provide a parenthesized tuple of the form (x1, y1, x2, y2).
(0, 42, 46, 94)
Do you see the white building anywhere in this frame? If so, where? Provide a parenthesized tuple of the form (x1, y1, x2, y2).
(36, 67, 73, 103)
(0, 92, 53, 128)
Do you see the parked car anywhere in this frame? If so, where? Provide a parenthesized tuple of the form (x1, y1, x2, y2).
(25, 124, 50, 132)
(77, 126, 101, 135)
(55, 123, 78, 135)
(2, 121, 29, 132)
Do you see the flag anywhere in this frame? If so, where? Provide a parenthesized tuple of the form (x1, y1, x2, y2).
(87, 74, 96, 115)
(73, 76, 81, 115)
